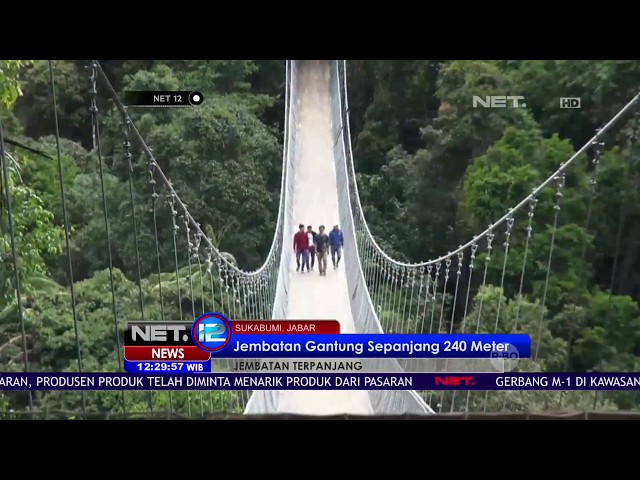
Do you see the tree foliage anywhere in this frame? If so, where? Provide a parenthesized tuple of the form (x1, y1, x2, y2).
(1, 60, 283, 415)
(349, 60, 640, 411)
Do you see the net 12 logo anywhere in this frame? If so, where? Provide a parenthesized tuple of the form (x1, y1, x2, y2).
(123, 313, 233, 363)
(124, 321, 209, 362)
(192, 313, 233, 352)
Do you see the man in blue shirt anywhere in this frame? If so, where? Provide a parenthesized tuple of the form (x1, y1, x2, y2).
(329, 224, 344, 269)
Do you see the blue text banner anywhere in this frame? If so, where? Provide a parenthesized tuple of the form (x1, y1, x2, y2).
(206, 334, 531, 358)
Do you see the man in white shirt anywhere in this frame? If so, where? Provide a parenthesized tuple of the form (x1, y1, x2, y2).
(306, 225, 317, 271)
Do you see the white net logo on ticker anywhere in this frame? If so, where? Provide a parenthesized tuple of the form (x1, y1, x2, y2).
(489, 343, 519, 372)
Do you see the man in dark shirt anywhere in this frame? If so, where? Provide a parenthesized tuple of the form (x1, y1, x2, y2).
(329, 225, 344, 269)
(315, 225, 330, 276)
(293, 224, 310, 273)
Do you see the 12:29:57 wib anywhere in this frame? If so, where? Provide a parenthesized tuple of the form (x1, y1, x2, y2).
(136, 362, 184, 371)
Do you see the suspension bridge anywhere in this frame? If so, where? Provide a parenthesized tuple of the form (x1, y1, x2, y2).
(1, 60, 639, 418)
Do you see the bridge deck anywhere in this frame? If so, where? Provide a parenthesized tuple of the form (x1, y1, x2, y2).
(276, 60, 373, 415)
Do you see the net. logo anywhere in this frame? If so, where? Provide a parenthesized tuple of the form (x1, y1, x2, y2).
(192, 312, 232, 352)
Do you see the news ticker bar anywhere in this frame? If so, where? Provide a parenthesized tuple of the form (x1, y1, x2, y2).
(2, 373, 638, 391)
(124, 358, 516, 374)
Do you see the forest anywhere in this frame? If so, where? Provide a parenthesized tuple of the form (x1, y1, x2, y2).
(1, 60, 640, 416)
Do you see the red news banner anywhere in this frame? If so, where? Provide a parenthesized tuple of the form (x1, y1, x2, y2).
(124, 320, 340, 362)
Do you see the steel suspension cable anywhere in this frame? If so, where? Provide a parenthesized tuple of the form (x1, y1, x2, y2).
(554, 130, 606, 411)
(439, 250, 464, 412)
(148, 161, 166, 319)
(147, 156, 172, 411)
(120, 113, 155, 412)
(0, 116, 33, 413)
(462, 233, 494, 413)
(182, 216, 206, 417)
(534, 173, 565, 363)
(89, 61, 126, 413)
(609, 105, 640, 301)
(480, 218, 514, 413)
(167, 193, 191, 415)
(449, 241, 478, 412)
(500, 200, 538, 413)
(122, 116, 146, 320)
(513, 198, 537, 330)
(49, 60, 87, 417)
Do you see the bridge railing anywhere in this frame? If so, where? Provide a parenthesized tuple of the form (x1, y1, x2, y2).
(245, 60, 298, 414)
(330, 60, 434, 414)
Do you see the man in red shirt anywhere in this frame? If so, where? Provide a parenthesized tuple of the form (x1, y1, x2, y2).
(293, 224, 310, 273)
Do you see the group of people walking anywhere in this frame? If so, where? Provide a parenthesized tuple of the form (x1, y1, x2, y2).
(293, 224, 344, 276)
